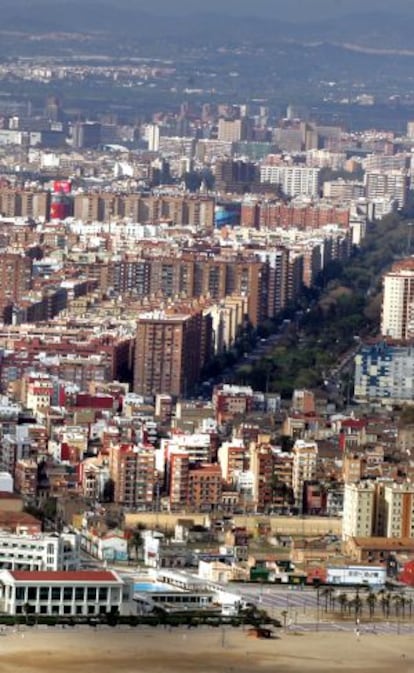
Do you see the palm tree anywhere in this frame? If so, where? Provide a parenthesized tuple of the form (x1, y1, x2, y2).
(339, 593, 348, 615)
(320, 588, 331, 613)
(392, 594, 402, 618)
(354, 595, 362, 619)
(400, 595, 406, 619)
(366, 592, 377, 619)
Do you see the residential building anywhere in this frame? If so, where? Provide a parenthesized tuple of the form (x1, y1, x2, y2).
(260, 165, 320, 198)
(292, 440, 318, 512)
(168, 449, 190, 510)
(14, 460, 38, 499)
(134, 310, 210, 397)
(249, 441, 274, 513)
(342, 482, 376, 540)
(109, 443, 155, 508)
(354, 342, 414, 403)
(187, 464, 222, 511)
(380, 482, 414, 538)
(381, 264, 414, 340)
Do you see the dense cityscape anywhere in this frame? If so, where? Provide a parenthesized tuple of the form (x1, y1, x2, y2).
(1, 2, 414, 672)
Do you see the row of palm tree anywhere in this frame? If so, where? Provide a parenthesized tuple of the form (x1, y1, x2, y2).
(317, 587, 414, 620)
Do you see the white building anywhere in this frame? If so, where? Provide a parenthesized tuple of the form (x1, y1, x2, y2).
(146, 124, 160, 152)
(80, 529, 128, 562)
(342, 482, 376, 540)
(260, 165, 320, 198)
(365, 170, 408, 208)
(0, 532, 80, 571)
(326, 565, 386, 587)
(381, 267, 414, 340)
(0, 569, 124, 616)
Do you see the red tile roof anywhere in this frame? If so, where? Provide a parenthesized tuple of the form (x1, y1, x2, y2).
(9, 571, 120, 583)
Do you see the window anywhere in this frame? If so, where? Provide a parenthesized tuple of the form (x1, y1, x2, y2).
(51, 587, 61, 601)
(28, 587, 37, 601)
(39, 587, 49, 601)
(75, 587, 84, 601)
(63, 605, 71, 615)
(98, 588, 107, 602)
(87, 605, 95, 615)
(87, 588, 96, 601)
(16, 587, 25, 601)
(40, 606, 48, 614)
(63, 587, 73, 602)
(76, 606, 83, 615)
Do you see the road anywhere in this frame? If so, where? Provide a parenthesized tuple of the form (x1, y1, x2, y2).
(220, 583, 414, 634)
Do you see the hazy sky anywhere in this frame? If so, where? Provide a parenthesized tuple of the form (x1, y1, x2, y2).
(118, 0, 414, 20)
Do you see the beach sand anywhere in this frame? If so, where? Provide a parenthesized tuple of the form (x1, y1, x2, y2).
(0, 626, 412, 672)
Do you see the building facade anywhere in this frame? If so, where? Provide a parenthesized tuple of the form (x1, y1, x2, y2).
(0, 569, 124, 616)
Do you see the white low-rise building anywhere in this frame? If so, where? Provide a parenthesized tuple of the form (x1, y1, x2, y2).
(326, 565, 386, 587)
(0, 569, 124, 616)
(0, 532, 80, 571)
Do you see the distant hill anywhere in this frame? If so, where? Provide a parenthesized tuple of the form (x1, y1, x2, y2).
(0, 3, 414, 52)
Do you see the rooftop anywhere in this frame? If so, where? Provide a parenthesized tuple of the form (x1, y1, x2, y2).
(352, 537, 414, 551)
(9, 570, 121, 583)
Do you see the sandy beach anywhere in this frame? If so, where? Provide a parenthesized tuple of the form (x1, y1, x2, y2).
(0, 626, 411, 673)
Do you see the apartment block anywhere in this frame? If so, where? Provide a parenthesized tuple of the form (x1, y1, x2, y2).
(168, 450, 190, 510)
(249, 441, 274, 513)
(260, 165, 320, 198)
(379, 482, 414, 538)
(109, 443, 155, 508)
(292, 440, 318, 513)
(381, 263, 414, 340)
(354, 342, 414, 404)
(134, 310, 210, 397)
(187, 463, 222, 511)
(342, 482, 376, 540)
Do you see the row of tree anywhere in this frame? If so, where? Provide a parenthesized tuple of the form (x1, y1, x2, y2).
(318, 587, 414, 620)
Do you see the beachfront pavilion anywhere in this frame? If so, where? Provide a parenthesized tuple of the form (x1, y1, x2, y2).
(0, 569, 124, 616)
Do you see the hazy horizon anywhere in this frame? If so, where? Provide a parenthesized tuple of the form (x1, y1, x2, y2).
(94, 0, 414, 20)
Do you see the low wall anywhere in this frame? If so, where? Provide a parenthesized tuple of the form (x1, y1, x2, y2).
(124, 512, 342, 536)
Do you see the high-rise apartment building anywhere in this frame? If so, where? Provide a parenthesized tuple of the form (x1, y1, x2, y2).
(365, 171, 408, 208)
(342, 482, 376, 540)
(381, 263, 414, 340)
(250, 441, 274, 513)
(218, 439, 246, 483)
(146, 124, 160, 152)
(354, 342, 414, 403)
(0, 253, 32, 308)
(260, 165, 320, 198)
(292, 440, 318, 512)
(378, 482, 414, 538)
(217, 118, 250, 143)
(168, 450, 189, 510)
(134, 310, 210, 397)
(109, 443, 155, 508)
(187, 463, 222, 511)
